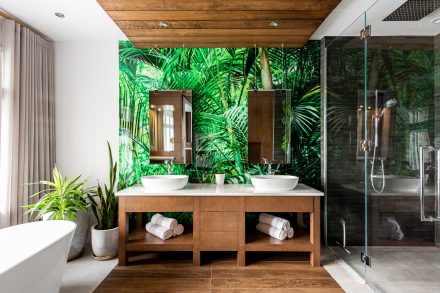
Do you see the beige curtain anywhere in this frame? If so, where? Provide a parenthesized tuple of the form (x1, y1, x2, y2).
(0, 19, 55, 228)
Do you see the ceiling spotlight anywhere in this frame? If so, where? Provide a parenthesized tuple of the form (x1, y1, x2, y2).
(270, 21, 279, 28)
(159, 21, 169, 28)
(432, 17, 440, 24)
(54, 12, 65, 18)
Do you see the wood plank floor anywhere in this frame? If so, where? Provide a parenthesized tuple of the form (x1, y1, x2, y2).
(95, 253, 343, 293)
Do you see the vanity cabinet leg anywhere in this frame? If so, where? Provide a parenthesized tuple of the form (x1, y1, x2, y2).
(135, 212, 143, 230)
(310, 196, 320, 267)
(193, 197, 201, 266)
(118, 198, 128, 266)
(193, 250, 201, 266)
(237, 250, 246, 266)
(238, 198, 246, 266)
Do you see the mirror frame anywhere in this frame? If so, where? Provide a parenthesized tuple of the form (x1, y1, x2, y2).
(149, 90, 193, 164)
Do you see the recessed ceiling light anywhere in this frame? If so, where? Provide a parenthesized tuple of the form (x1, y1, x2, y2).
(54, 12, 65, 18)
(159, 21, 169, 28)
(431, 17, 440, 23)
(270, 21, 279, 28)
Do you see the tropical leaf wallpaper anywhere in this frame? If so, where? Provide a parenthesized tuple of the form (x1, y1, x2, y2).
(119, 41, 321, 188)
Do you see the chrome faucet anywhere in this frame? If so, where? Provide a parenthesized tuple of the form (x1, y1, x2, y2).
(263, 158, 273, 175)
(165, 159, 174, 175)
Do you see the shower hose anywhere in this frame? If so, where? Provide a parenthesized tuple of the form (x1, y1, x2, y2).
(370, 146, 385, 193)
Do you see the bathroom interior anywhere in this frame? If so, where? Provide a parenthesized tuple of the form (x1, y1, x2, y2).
(1, 0, 440, 292)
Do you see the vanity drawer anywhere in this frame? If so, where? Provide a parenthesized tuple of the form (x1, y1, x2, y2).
(244, 196, 313, 212)
(124, 196, 194, 212)
(200, 197, 241, 211)
(200, 212, 238, 232)
(200, 232, 237, 251)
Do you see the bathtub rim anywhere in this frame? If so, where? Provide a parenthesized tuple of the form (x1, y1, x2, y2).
(0, 220, 76, 275)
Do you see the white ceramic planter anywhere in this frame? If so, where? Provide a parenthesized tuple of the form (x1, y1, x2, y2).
(91, 224, 119, 260)
(215, 174, 225, 185)
(43, 210, 90, 261)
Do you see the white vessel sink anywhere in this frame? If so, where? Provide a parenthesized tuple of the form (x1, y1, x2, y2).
(251, 175, 299, 192)
(141, 175, 189, 191)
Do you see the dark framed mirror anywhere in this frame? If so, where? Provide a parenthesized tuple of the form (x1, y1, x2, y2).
(248, 89, 291, 164)
(149, 90, 192, 164)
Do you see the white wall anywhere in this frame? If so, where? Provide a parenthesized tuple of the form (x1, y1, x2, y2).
(55, 42, 119, 185)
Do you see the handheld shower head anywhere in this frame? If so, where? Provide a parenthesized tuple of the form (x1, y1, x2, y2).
(379, 98, 397, 117)
(373, 97, 397, 149)
(384, 98, 397, 108)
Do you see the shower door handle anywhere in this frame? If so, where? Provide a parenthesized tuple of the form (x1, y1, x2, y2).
(419, 146, 440, 222)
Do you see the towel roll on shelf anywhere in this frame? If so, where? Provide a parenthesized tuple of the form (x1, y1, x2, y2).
(287, 227, 294, 238)
(256, 223, 288, 241)
(258, 213, 290, 231)
(151, 213, 178, 230)
(172, 224, 185, 236)
(145, 222, 173, 240)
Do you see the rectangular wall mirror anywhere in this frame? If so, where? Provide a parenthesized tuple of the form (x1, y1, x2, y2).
(149, 90, 192, 164)
(248, 89, 291, 164)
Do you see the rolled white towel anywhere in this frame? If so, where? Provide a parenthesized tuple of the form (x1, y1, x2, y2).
(258, 213, 290, 231)
(172, 224, 184, 236)
(287, 227, 294, 238)
(146, 222, 173, 240)
(151, 213, 178, 230)
(256, 223, 287, 241)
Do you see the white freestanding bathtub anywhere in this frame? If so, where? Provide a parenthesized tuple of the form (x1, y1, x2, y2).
(0, 220, 76, 293)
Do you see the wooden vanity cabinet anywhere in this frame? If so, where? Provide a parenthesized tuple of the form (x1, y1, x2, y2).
(117, 187, 321, 268)
(199, 197, 240, 251)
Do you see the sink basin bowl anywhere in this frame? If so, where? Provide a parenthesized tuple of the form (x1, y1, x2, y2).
(251, 175, 299, 192)
(141, 175, 189, 191)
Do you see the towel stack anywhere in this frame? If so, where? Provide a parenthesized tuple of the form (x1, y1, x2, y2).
(256, 213, 294, 241)
(145, 213, 185, 240)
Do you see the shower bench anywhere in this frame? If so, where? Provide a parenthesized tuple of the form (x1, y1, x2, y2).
(116, 183, 323, 267)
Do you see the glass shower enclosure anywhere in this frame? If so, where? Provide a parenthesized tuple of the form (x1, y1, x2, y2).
(323, 1, 440, 292)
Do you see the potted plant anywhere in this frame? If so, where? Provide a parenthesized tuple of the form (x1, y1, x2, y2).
(212, 161, 234, 185)
(88, 143, 128, 260)
(24, 167, 92, 261)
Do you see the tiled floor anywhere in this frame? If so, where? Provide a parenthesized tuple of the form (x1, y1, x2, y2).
(331, 245, 440, 292)
(61, 245, 371, 292)
(60, 244, 117, 293)
(321, 248, 373, 293)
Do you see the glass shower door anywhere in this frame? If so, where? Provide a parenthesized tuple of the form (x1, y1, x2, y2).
(326, 1, 440, 291)
(324, 11, 370, 279)
(363, 2, 440, 291)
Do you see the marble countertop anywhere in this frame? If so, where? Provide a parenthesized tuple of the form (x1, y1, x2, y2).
(116, 183, 324, 197)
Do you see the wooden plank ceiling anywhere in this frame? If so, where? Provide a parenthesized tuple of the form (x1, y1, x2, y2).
(97, 0, 341, 48)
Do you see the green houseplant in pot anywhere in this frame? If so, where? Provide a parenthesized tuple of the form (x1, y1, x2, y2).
(24, 167, 92, 261)
(88, 143, 128, 260)
(212, 161, 235, 185)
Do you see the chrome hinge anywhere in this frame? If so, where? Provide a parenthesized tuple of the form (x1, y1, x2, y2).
(361, 140, 371, 152)
(360, 25, 371, 40)
(361, 252, 372, 267)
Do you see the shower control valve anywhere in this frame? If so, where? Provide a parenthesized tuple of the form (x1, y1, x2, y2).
(361, 140, 371, 152)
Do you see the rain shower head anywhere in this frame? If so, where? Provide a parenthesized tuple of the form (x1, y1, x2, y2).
(383, 0, 440, 21)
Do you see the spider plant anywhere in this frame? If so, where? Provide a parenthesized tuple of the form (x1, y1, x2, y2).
(24, 167, 92, 221)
